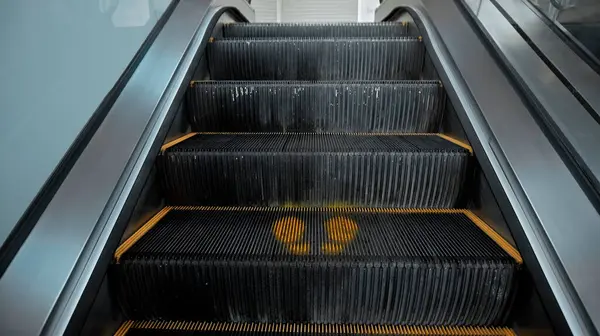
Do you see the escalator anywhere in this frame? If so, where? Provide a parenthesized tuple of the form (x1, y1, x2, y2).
(109, 22, 522, 335)
(3, 0, 600, 334)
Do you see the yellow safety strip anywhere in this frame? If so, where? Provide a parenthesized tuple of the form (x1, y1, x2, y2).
(464, 210, 523, 264)
(171, 205, 465, 213)
(115, 205, 522, 264)
(113, 320, 133, 336)
(193, 132, 439, 136)
(159, 133, 472, 154)
(436, 133, 473, 153)
(160, 133, 198, 152)
(113, 207, 172, 264)
(116, 320, 516, 335)
(189, 80, 203, 87)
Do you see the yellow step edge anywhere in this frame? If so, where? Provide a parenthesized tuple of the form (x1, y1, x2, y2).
(113, 207, 172, 264)
(193, 132, 439, 136)
(115, 205, 521, 264)
(437, 133, 473, 153)
(464, 210, 523, 264)
(171, 205, 466, 213)
(160, 133, 198, 152)
(117, 321, 515, 335)
(113, 320, 133, 336)
(160, 133, 472, 154)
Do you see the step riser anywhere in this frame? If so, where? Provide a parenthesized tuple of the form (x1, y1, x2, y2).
(114, 261, 516, 324)
(223, 23, 412, 38)
(187, 82, 445, 133)
(208, 39, 425, 80)
(159, 151, 468, 208)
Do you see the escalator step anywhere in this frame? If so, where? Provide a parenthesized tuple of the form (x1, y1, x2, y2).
(222, 22, 413, 38)
(158, 133, 470, 208)
(187, 81, 445, 133)
(208, 38, 424, 80)
(115, 321, 517, 336)
(112, 207, 521, 325)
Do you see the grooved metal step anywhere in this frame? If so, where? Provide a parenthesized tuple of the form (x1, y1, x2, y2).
(115, 320, 517, 335)
(187, 80, 445, 133)
(111, 19, 520, 334)
(208, 38, 425, 80)
(112, 207, 521, 324)
(222, 22, 414, 38)
(158, 133, 471, 208)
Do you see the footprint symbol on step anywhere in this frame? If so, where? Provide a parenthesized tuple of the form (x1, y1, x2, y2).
(322, 216, 358, 255)
(272, 215, 359, 255)
(272, 216, 310, 255)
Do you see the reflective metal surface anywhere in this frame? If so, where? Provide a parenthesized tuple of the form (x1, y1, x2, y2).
(491, 0, 600, 126)
(461, 2, 600, 330)
(0, 0, 173, 255)
(463, 0, 600, 197)
(0, 0, 253, 335)
(529, 0, 600, 64)
(378, 1, 600, 334)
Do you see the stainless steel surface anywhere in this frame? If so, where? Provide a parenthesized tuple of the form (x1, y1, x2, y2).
(532, 0, 600, 23)
(528, 0, 600, 70)
(0, 0, 173, 253)
(462, 1, 600, 329)
(378, 1, 600, 334)
(0, 0, 253, 335)
(464, 1, 600, 193)
(492, 0, 600, 131)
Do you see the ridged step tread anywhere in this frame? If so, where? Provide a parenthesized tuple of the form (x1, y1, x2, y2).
(112, 207, 520, 324)
(187, 81, 445, 133)
(222, 22, 414, 38)
(208, 38, 424, 80)
(116, 321, 517, 335)
(158, 133, 471, 208)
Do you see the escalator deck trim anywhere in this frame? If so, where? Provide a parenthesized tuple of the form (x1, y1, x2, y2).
(115, 320, 516, 335)
(114, 206, 521, 264)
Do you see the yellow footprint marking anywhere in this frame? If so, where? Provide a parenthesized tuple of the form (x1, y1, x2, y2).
(273, 216, 309, 255)
(322, 216, 358, 255)
(322, 242, 345, 254)
(272, 216, 359, 255)
(288, 243, 310, 255)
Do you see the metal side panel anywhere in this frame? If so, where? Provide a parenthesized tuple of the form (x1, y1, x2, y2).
(377, 1, 600, 335)
(462, 0, 600, 211)
(492, 0, 600, 120)
(0, 1, 253, 335)
(0, 0, 173, 259)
